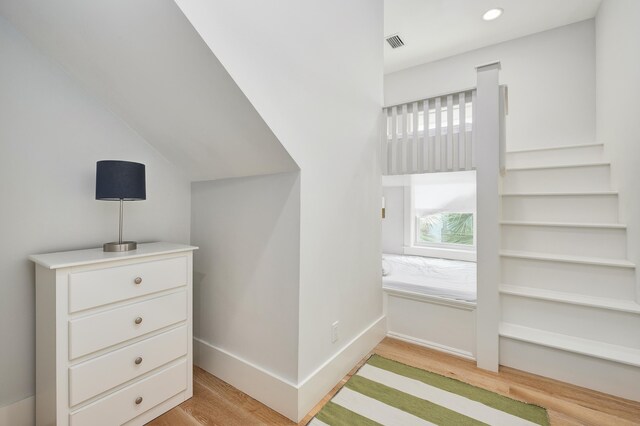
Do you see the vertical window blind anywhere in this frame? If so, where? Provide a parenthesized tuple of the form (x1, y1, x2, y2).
(382, 89, 476, 175)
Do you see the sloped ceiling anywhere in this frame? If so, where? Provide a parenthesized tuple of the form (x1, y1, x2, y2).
(0, 0, 298, 181)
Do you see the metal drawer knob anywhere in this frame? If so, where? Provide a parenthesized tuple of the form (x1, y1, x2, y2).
(135, 397, 143, 405)
(134, 357, 143, 365)
(134, 317, 143, 325)
(134, 277, 142, 285)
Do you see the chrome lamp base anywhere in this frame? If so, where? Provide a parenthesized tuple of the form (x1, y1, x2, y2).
(103, 199, 138, 252)
(103, 241, 137, 252)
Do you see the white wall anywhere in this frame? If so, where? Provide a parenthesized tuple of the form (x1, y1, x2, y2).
(175, 0, 384, 417)
(596, 0, 640, 296)
(175, 0, 383, 378)
(191, 172, 301, 383)
(0, 16, 191, 410)
(385, 19, 596, 151)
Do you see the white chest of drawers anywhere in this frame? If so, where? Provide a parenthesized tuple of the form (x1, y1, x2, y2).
(29, 242, 197, 426)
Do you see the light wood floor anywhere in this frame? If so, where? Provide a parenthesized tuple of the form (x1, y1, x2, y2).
(150, 337, 640, 425)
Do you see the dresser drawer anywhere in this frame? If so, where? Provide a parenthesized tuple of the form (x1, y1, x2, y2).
(69, 325, 187, 406)
(69, 291, 187, 359)
(69, 256, 187, 313)
(70, 359, 187, 426)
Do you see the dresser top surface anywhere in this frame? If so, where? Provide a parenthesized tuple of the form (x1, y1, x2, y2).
(29, 242, 198, 269)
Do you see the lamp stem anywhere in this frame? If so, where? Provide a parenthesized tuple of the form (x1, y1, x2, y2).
(119, 199, 123, 244)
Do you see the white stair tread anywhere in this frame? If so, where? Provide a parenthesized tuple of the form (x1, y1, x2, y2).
(500, 250, 635, 268)
(501, 191, 618, 197)
(500, 284, 640, 314)
(506, 162, 610, 172)
(499, 322, 640, 367)
(506, 143, 603, 154)
(500, 221, 626, 229)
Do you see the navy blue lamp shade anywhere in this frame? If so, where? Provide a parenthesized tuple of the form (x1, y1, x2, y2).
(96, 160, 146, 252)
(96, 160, 146, 201)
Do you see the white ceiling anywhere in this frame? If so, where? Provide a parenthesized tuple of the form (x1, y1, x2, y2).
(384, 0, 602, 74)
(0, 0, 298, 182)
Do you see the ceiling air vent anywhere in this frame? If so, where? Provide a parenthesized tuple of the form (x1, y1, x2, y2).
(386, 34, 405, 49)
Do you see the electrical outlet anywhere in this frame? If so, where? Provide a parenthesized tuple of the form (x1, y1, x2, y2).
(331, 321, 339, 343)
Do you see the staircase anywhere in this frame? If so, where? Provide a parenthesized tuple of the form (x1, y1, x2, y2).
(498, 143, 640, 401)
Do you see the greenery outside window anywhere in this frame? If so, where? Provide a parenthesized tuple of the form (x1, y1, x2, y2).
(417, 212, 474, 246)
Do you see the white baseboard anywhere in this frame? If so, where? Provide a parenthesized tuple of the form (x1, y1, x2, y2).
(0, 396, 34, 426)
(387, 331, 476, 361)
(193, 337, 299, 420)
(297, 315, 387, 421)
(193, 315, 387, 422)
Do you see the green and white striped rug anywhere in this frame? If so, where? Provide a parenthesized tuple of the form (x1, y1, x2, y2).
(311, 355, 549, 426)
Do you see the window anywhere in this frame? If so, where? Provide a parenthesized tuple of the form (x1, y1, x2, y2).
(403, 171, 476, 261)
(417, 212, 474, 246)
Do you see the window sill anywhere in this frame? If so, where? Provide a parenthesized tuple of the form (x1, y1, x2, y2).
(403, 245, 476, 262)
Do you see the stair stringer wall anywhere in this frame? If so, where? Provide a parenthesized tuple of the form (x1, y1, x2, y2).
(175, 0, 386, 421)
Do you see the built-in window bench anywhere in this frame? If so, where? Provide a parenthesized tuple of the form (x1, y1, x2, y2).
(383, 254, 477, 360)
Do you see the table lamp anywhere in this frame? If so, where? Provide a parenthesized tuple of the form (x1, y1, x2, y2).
(96, 160, 146, 252)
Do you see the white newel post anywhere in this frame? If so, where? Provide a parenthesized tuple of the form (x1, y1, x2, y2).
(475, 61, 502, 372)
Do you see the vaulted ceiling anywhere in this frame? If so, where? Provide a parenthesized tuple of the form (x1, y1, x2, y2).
(0, 0, 298, 181)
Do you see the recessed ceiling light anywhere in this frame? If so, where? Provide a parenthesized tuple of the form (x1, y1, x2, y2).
(482, 8, 503, 21)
